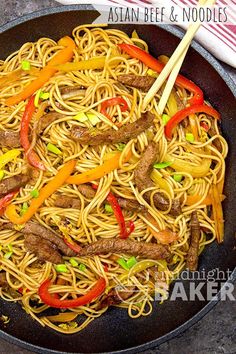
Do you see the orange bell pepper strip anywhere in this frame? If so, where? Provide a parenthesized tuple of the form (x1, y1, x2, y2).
(185, 193, 225, 206)
(67, 150, 131, 185)
(5, 159, 76, 224)
(5, 36, 75, 106)
(211, 184, 224, 243)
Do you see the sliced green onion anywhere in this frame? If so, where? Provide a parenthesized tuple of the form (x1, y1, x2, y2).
(117, 143, 126, 151)
(186, 133, 195, 143)
(7, 244, 13, 252)
(79, 264, 86, 271)
(20, 202, 28, 216)
(126, 256, 137, 269)
(87, 113, 100, 126)
(153, 161, 173, 169)
(21, 60, 31, 71)
(39, 91, 50, 100)
(162, 114, 171, 126)
(104, 203, 113, 213)
(147, 69, 158, 78)
(173, 174, 183, 182)
(30, 189, 39, 198)
(0, 170, 4, 181)
(73, 112, 88, 122)
(47, 143, 62, 155)
(117, 258, 129, 271)
(4, 251, 13, 259)
(69, 258, 78, 267)
(55, 264, 68, 273)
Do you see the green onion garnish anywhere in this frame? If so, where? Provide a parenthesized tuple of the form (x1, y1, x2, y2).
(79, 264, 86, 271)
(47, 143, 62, 155)
(153, 161, 173, 169)
(186, 133, 195, 143)
(104, 203, 113, 213)
(117, 143, 126, 151)
(173, 174, 183, 182)
(34, 90, 49, 107)
(126, 256, 137, 269)
(20, 202, 28, 216)
(55, 264, 68, 273)
(39, 91, 50, 100)
(4, 251, 13, 259)
(30, 189, 39, 198)
(21, 60, 31, 71)
(0, 170, 4, 181)
(162, 114, 171, 126)
(73, 112, 88, 122)
(117, 258, 129, 270)
(69, 258, 78, 267)
(87, 112, 100, 126)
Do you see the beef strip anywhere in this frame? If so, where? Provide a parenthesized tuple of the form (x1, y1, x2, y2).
(71, 112, 154, 146)
(77, 184, 97, 199)
(60, 86, 86, 99)
(0, 273, 7, 288)
(99, 285, 136, 308)
(134, 142, 181, 216)
(186, 211, 200, 271)
(37, 112, 64, 134)
(79, 238, 170, 260)
(0, 174, 30, 198)
(55, 195, 81, 209)
(117, 74, 156, 92)
(117, 197, 146, 213)
(0, 221, 75, 257)
(207, 115, 222, 152)
(0, 131, 20, 148)
(24, 233, 63, 264)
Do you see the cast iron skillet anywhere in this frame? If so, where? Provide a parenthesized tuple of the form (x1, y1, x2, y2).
(0, 5, 235, 354)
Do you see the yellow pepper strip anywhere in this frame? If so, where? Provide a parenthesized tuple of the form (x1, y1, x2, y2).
(129, 260, 157, 277)
(5, 36, 75, 106)
(189, 114, 199, 141)
(46, 312, 78, 323)
(211, 184, 224, 243)
(167, 92, 178, 117)
(217, 175, 225, 195)
(150, 170, 172, 198)
(56, 57, 106, 72)
(67, 150, 131, 185)
(0, 149, 21, 170)
(165, 153, 211, 178)
(185, 193, 225, 206)
(144, 212, 178, 244)
(5, 160, 76, 224)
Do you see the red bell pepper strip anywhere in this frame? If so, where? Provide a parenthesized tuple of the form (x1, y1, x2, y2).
(100, 97, 128, 121)
(63, 237, 81, 253)
(200, 121, 209, 132)
(118, 43, 204, 105)
(0, 191, 17, 216)
(20, 96, 46, 170)
(165, 104, 220, 139)
(38, 277, 106, 308)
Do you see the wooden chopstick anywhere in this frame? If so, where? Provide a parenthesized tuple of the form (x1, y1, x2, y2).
(142, 0, 216, 111)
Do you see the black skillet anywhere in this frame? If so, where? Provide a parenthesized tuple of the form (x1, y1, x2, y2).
(0, 5, 235, 354)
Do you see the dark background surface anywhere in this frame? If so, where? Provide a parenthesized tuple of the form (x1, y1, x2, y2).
(0, 1, 235, 354)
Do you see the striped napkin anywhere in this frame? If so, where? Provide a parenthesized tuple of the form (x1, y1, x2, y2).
(56, 0, 236, 67)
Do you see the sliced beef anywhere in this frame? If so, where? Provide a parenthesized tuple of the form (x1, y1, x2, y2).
(0, 131, 20, 148)
(60, 86, 86, 99)
(186, 211, 200, 271)
(77, 184, 96, 199)
(24, 233, 63, 264)
(37, 112, 64, 134)
(0, 273, 7, 288)
(134, 142, 181, 216)
(117, 74, 156, 92)
(0, 221, 75, 257)
(71, 112, 154, 146)
(79, 238, 170, 260)
(117, 197, 146, 213)
(99, 285, 136, 308)
(55, 195, 81, 209)
(0, 174, 30, 198)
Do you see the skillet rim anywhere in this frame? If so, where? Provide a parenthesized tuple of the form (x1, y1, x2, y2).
(0, 5, 235, 354)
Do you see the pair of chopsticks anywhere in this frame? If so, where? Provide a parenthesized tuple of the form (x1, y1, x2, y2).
(143, 0, 216, 114)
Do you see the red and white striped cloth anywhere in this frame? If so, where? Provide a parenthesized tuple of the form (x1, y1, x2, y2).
(57, 0, 236, 67)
